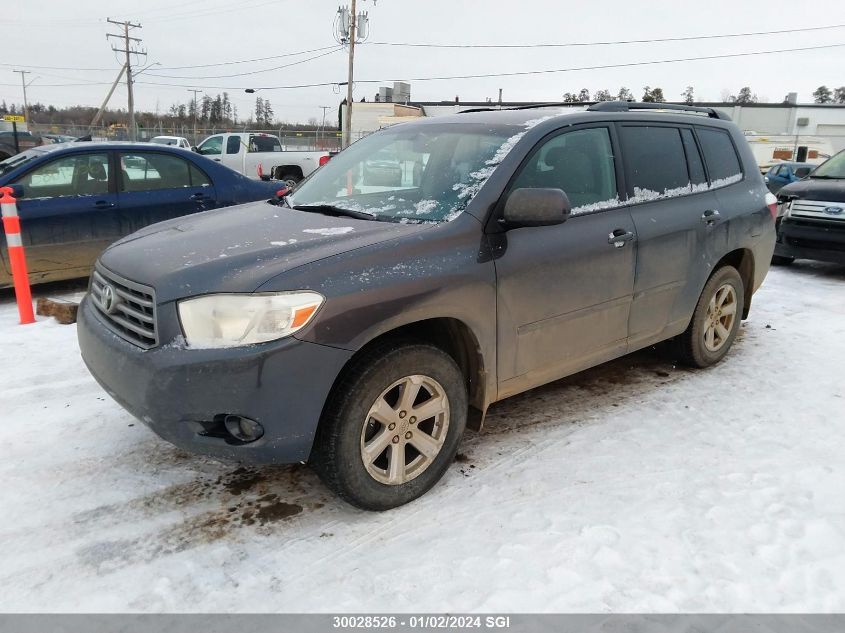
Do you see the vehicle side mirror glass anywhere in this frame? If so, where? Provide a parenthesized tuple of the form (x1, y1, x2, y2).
(503, 188, 571, 227)
(191, 146, 198, 152)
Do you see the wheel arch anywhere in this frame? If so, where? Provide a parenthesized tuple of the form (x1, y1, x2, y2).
(712, 248, 755, 319)
(320, 317, 489, 432)
(273, 165, 304, 180)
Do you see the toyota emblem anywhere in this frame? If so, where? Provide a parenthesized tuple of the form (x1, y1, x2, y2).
(101, 284, 118, 313)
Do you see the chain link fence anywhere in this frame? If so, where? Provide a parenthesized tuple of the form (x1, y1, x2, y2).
(26, 123, 345, 152)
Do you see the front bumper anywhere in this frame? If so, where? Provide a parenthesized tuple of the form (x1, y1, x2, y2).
(775, 218, 845, 264)
(77, 295, 353, 463)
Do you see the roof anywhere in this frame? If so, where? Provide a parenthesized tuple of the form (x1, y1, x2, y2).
(31, 141, 193, 154)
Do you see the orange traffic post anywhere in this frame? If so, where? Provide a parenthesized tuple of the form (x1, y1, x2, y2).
(0, 186, 35, 324)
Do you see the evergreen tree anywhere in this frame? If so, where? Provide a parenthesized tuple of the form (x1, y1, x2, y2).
(835, 87, 845, 104)
(577, 88, 591, 102)
(642, 86, 654, 102)
(255, 97, 265, 125)
(681, 86, 695, 104)
(813, 86, 833, 103)
(263, 99, 274, 125)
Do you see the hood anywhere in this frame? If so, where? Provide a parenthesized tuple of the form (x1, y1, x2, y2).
(100, 201, 429, 303)
(778, 177, 845, 202)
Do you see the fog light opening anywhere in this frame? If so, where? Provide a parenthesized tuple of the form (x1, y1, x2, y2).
(223, 414, 264, 443)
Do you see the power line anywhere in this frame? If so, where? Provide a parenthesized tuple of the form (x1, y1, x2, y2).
(144, 47, 343, 79)
(4, 42, 844, 92)
(368, 23, 845, 49)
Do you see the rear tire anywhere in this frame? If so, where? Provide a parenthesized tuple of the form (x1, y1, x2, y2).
(278, 172, 301, 189)
(677, 265, 744, 368)
(771, 254, 794, 266)
(311, 342, 467, 511)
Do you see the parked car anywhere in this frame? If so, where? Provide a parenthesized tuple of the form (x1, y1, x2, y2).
(41, 133, 78, 144)
(764, 161, 813, 194)
(78, 102, 775, 510)
(773, 149, 845, 265)
(196, 132, 331, 186)
(0, 130, 42, 160)
(0, 142, 282, 287)
(150, 135, 193, 150)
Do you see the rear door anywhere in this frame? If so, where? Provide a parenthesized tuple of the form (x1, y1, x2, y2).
(8, 151, 119, 278)
(619, 123, 722, 348)
(116, 150, 219, 232)
(494, 124, 637, 397)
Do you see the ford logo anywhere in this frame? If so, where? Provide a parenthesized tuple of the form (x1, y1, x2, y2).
(823, 206, 843, 215)
(101, 284, 119, 313)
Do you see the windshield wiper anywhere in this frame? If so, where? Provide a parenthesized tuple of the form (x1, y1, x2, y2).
(292, 204, 379, 221)
(810, 174, 843, 179)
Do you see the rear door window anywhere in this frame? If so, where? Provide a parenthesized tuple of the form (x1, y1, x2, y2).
(249, 135, 281, 152)
(226, 136, 241, 154)
(620, 126, 690, 198)
(119, 152, 193, 192)
(696, 127, 743, 183)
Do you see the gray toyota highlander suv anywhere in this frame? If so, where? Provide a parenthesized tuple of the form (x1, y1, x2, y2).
(78, 102, 776, 510)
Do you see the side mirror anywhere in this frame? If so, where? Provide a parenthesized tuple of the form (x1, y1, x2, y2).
(503, 188, 571, 227)
(764, 176, 769, 183)
(191, 146, 198, 152)
(8, 184, 24, 198)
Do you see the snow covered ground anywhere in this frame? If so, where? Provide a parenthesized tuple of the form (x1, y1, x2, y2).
(1, 262, 844, 613)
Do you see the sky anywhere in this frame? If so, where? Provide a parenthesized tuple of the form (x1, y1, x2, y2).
(3, 0, 845, 125)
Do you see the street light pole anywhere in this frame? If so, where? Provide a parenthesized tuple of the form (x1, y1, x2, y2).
(188, 88, 201, 143)
(13, 70, 31, 124)
(343, 0, 357, 149)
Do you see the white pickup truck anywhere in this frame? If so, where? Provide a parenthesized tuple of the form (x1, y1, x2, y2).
(196, 132, 331, 186)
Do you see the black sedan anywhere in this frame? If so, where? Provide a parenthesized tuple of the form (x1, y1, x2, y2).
(0, 142, 282, 287)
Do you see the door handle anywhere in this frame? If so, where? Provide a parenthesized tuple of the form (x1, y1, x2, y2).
(701, 209, 721, 225)
(93, 200, 114, 209)
(190, 192, 209, 201)
(213, 158, 221, 162)
(608, 229, 635, 247)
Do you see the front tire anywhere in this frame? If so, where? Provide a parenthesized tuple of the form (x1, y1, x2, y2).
(311, 342, 467, 511)
(677, 265, 744, 368)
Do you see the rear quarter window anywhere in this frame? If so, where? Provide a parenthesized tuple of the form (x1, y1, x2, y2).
(696, 127, 743, 183)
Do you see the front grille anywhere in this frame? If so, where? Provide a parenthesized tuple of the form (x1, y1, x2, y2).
(789, 199, 845, 223)
(90, 267, 158, 349)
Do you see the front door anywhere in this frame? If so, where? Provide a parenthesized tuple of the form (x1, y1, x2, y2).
(494, 125, 637, 398)
(9, 151, 118, 281)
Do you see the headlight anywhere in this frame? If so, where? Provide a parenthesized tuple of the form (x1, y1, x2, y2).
(177, 291, 324, 348)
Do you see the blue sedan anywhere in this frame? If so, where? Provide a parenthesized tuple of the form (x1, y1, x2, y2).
(0, 142, 282, 287)
(764, 161, 814, 194)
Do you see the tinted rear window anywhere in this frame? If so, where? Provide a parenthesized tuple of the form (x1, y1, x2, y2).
(621, 126, 689, 195)
(697, 127, 742, 183)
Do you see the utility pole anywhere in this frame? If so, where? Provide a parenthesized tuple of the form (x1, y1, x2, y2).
(107, 18, 145, 141)
(319, 105, 331, 146)
(188, 88, 201, 143)
(344, 0, 357, 149)
(13, 70, 31, 124)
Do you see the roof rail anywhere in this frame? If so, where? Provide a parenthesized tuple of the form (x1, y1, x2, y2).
(587, 101, 731, 120)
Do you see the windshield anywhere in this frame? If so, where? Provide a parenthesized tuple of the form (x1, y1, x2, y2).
(151, 137, 175, 145)
(289, 122, 518, 223)
(0, 149, 41, 177)
(812, 150, 845, 179)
